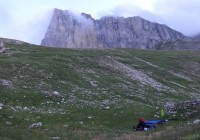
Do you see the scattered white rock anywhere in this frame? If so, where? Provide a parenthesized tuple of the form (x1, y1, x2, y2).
(103, 106, 110, 110)
(101, 58, 169, 91)
(116, 95, 121, 98)
(100, 100, 110, 110)
(154, 115, 160, 118)
(164, 102, 175, 114)
(24, 107, 28, 110)
(88, 115, 94, 119)
(49, 137, 61, 140)
(6, 122, 12, 125)
(63, 124, 69, 128)
(90, 81, 98, 87)
(29, 122, 43, 129)
(79, 121, 83, 125)
(52, 91, 62, 97)
(0, 103, 3, 110)
(0, 79, 12, 88)
(193, 119, 200, 124)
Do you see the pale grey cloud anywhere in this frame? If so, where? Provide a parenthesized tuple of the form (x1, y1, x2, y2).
(97, 0, 200, 36)
(152, 0, 200, 36)
(0, 4, 53, 44)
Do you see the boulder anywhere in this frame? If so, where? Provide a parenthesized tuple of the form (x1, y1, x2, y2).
(29, 122, 43, 129)
(0, 103, 4, 110)
(193, 119, 200, 124)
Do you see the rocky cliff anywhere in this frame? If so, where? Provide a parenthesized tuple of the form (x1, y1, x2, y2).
(194, 34, 200, 40)
(41, 8, 189, 49)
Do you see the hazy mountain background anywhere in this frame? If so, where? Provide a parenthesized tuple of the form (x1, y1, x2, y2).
(0, 0, 200, 44)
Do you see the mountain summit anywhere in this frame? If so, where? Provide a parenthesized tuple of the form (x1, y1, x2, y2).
(41, 8, 189, 49)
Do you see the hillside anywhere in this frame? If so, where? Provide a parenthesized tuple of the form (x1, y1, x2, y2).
(0, 40, 200, 140)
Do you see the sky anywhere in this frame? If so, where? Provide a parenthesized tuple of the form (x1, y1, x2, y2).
(0, 0, 200, 45)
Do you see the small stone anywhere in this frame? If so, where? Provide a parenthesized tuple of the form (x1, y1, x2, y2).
(63, 124, 69, 128)
(6, 122, 12, 125)
(0, 103, 4, 110)
(154, 115, 160, 118)
(24, 107, 28, 110)
(29, 122, 43, 129)
(49, 137, 61, 140)
(104, 106, 110, 110)
(88, 115, 94, 119)
(193, 119, 200, 124)
(52, 91, 62, 97)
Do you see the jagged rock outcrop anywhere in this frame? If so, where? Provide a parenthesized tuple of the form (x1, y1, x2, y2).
(0, 37, 24, 45)
(41, 8, 189, 49)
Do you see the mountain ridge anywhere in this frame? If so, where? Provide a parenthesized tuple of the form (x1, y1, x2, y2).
(41, 8, 190, 49)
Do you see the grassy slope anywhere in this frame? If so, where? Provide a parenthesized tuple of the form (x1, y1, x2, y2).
(0, 42, 200, 140)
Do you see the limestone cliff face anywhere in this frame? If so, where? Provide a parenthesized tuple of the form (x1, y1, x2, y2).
(41, 8, 188, 49)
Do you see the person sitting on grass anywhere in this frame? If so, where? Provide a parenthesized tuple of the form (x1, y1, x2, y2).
(136, 118, 147, 131)
(134, 118, 157, 131)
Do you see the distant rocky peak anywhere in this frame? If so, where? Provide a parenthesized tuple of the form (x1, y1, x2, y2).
(41, 8, 189, 48)
(81, 13, 93, 20)
(54, 8, 94, 26)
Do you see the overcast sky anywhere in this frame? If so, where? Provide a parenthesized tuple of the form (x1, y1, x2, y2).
(0, 0, 200, 45)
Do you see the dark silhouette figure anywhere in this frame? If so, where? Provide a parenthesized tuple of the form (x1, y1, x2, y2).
(135, 118, 147, 131)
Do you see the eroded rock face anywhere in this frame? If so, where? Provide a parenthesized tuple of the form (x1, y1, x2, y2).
(41, 8, 188, 49)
